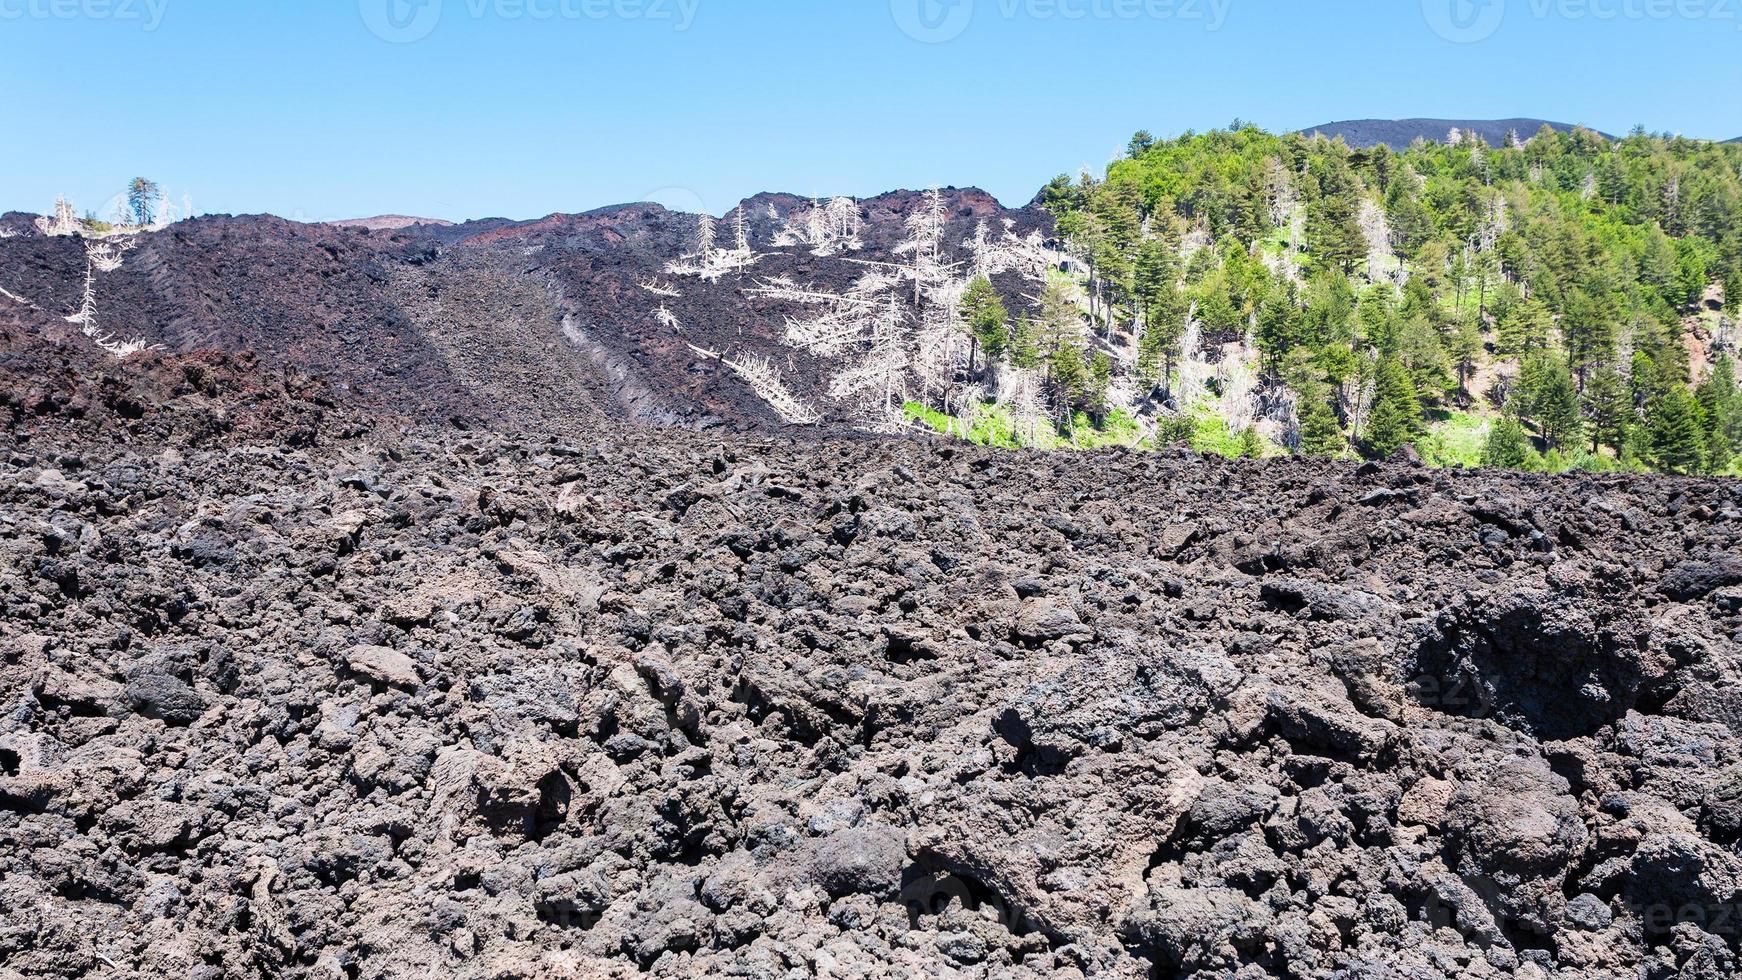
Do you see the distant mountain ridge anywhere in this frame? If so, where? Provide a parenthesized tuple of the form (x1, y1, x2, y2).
(325, 215, 456, 231)
(1298, 118, 1612, 149)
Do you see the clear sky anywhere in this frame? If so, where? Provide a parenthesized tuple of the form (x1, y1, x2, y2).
(4, 0, 1739, 222)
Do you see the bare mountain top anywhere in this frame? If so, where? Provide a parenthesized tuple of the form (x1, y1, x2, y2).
(1298, 117, 1612, 149)
(324, 214, 456, 231)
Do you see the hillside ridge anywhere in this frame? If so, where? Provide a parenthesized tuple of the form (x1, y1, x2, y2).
(1298, 117, 1613, 148)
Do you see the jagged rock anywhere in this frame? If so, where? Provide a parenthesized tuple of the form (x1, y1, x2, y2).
(1662, 557, 1742, 601)
(344, 644, 421, 689)
(1012, 598, 1089, 644)
(122, 672, 207, 725)
(3, 390, 1739, 977)
(810, 825, 906, 898)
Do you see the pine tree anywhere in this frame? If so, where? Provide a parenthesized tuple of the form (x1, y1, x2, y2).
(1285, 350, 1346, 457)
(1383, 176, 1433, 258)
(1648, 384, 1708, 474)
(1496, 297, 1552, 361)
(1582, 366, 1633, 456)
(1134, 239, 1185, 393)
(1561, 288, 1616, 385)
(1298, 393, 1344, 456)
(1009, 315, 1042, 371)
(1525, 355, 1583, 450)
(1482, 415, 1535, 469)
(127, 178, 161, 227)
(1049, 337, 1091, 420)
(1365, 356, 1422, 458)
(1238, 427, 1265, 459)
(1448, 313, 1483, 397)
(1696, 355, 1740, 472)
(1088, 352, 1113, 421)
(1308, 158, 1367, 273)
(1255, 285, 1304, 366)
(1037, 281, 1082, 361)
(960, 276, 1009, 372)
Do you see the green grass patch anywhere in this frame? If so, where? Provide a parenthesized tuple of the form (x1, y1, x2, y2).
(1417, 411, 1490, 468)
(1062, 409, 1143, 450)
(911, 399, 1277, 459)
(905, 401, 1059, 450)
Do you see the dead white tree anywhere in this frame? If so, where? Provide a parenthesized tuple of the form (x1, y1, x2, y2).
(912, 309, 968, 409)
(65, 262, 98, 328)
(894, 188, 953, 306)
(35, 197, 80, 237)
(1178, 224, 1213, 263)
(751, 273, 893, 357)
(949, 381, 985, 438)
(964, 219, 1051, 284)
(654, 305, 680, 331)
(695, 210, 716, 254)
(996, 367, 1049, 446)
(686, 342, 820, 425)
(826, 297, 911, 431)
(65, 239, 154, 358)
(1476, 192, 1509, 253)
(1358, 199, 1403, 287)
(637, 278, 682, 299)
(666, 207, 761, 281)
(773, 197, 863, 256)
(1263, 157, 1297, 229)
(88, 238, 136, 273)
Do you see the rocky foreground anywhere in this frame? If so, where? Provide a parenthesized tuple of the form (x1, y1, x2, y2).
(4, 417, 1742, 979)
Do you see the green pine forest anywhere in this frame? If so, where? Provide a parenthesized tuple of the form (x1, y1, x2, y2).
(919, 123, 1742, 476)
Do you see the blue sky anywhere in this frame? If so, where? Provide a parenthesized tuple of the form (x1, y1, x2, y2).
(3, 0, 1739, 221)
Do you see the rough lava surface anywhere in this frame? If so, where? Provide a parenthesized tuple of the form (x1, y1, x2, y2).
(3, 203, 1742, 979)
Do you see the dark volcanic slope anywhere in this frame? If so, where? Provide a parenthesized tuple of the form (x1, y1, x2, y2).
(1299, 118, 1610, 149)
(0, 188, 1042, 433)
